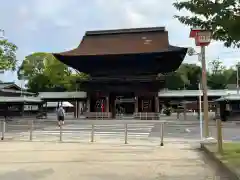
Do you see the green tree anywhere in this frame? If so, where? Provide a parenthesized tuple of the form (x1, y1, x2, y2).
(165, 63, 201, 90)
(27, 74, 52, 93)
(64, 72, 89, 91)
(207, 59, 228, 89)
(165, 71, 186, 90)
(225, 67, 237, 84)
(18, 52, 72, 92)
(17, 52, 46, 79)
(180, 63, 201, 90)
(173, 0, 240, 47)
(43, 54, 72, 89)
(0, 36, 18, 71)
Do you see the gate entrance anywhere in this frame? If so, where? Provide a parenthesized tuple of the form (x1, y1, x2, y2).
(115, 97, 135, 114)
(113, 93, 135, 119)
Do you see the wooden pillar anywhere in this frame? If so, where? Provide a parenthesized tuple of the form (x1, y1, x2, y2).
(135, 96, 138, 113)
(155, 96, 159, 113)
(78, 101, 82, 117)
(106, 96, 109, 112)
(106, 96, 109, 118)
(75, 100, 77, 118)
(183, 103, 187, 121)
(87, 98, 90, 112)
(154, 96, 159, 120)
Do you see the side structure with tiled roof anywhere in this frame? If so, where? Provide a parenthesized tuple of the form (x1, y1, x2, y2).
(0, 82, 35, 97)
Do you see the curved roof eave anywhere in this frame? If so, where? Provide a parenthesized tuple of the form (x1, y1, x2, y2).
(53, 46, 187, 75)
(53, 45, 187, 57)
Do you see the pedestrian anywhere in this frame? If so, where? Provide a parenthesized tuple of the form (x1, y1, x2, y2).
(57, 105, 65, 126)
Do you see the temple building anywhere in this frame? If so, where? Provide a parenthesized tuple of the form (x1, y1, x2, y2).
(53, 27, 188, 118)
(0, 82, 38, 117)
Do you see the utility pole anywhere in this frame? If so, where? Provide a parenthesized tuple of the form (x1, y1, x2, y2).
(200, 46, 209, 137)
(198, 82, 203, 139)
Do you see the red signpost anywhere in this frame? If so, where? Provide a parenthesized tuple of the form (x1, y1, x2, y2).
(189, 28, 212, 46)
(189, 28, 212, 138)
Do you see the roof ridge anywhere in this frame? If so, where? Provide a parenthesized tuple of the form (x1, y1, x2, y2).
(85, 26, 166, 36)
(0, 81, 15, 84)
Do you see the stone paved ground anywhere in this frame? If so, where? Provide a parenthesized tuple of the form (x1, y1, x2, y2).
(0, 141, 231, 180)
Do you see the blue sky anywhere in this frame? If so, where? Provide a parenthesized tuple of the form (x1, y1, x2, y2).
(0, 0, 239, 85)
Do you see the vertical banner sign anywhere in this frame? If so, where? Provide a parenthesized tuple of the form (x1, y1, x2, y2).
(95, 99, 101, 112)
(142, 100, 150, 111)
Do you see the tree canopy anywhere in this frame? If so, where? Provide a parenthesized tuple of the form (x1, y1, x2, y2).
(173, 0, 240, 48)
(165, 60, 237, 90)
(17, 52, 85, 92)
(165, 63, 201, 90)
(207, 59, 229, 89)
(0, 36, 18, 71)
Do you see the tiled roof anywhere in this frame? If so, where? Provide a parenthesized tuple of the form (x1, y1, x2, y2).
(46, 101, 73, 107)
(0, 96, 42, 103)
(38, 91, 87, 99)
(158, 89, 239, 97)
(215, 94, 240, 101)
(85, 27, 166, 36)
(0, 82, 16, 89)
(0, 89, 35, 95)
(37, 89, 240, 100)
(36, 89, 240, 100)
(55, 26, 170, 56)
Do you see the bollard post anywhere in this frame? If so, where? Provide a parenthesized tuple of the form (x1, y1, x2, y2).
(1, 120, 6, 140)
(124, 123, 128, 144)
(160, 123, 164, 146)
(59, 124, 62, 142)
(183, 104, 187, 121)
(91, 124, 95, 142)
(216, 118, 223, 154)
(29, 119, 34, 141)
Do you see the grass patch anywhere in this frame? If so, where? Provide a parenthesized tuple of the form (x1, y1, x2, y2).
(206, 142, 240, 170)
(220, 143, 240, 167)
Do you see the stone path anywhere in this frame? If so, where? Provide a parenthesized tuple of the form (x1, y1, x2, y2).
(0, 141, 231, 180)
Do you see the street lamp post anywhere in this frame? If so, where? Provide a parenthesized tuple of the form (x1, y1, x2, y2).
(189, 28, 212, 138)
(187, 48, 203, 139)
